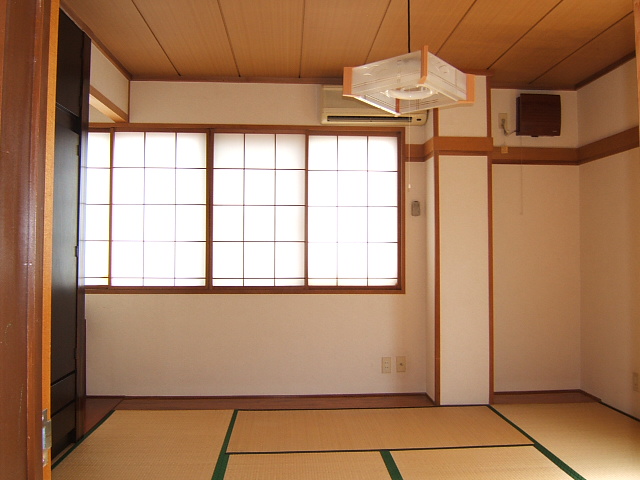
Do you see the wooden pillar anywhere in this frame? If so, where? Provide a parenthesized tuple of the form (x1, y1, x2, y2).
(635, 1, 640, 134)
(0, 1, 57, 479)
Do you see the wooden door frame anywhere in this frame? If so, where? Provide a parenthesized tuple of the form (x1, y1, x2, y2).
(0, 0, 58, 479)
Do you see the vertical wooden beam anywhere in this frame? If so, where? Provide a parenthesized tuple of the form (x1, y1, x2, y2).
(0, 1, 56, 479)
(635, 1, 640, 136)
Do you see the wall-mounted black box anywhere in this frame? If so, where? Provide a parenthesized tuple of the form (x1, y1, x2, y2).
(516, 93, 561, 137)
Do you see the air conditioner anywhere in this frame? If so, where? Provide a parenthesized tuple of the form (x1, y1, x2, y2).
(320, 85, 427, 126)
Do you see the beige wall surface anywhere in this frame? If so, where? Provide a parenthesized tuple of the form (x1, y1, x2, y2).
(492, 164, 581, 392)
(424, 157, 436, 400)
(90, 44, 129, 115)
(438, 76, 488, 138)
(580, 149, 640, 418)
(438, 155, 490, 405)
(577, 58, 638, 145)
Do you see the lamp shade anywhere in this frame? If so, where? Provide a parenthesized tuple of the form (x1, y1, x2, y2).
(343, 46, 474, 115)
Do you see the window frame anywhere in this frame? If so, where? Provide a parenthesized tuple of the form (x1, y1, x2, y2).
(84, 125, 406, 294)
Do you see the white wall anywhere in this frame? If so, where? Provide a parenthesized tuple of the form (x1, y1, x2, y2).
(438, 155, 490, 405)
(577, 58, 640, 418)
(580, 150, 640, 418)
(578, 58, 638, 145)
(439, 76, 488, 137)
(492, 164, 581, 391)
(89, 44, 129, 122)
(130, 82, 321, 125)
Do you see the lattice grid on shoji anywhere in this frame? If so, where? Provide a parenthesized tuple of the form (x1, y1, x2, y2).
(212, 133, 306, 286)
(307, 135, 398, 286)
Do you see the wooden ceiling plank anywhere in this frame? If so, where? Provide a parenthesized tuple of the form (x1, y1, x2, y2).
(301, 0, 391, 77)
(61, 0, 177, 77)
(132, 0, 238, 78)
(490, 0, 633, 86)
(437, 0, 560, 71)
(219, 0, 304, 78)
(530, 13, 635, 89)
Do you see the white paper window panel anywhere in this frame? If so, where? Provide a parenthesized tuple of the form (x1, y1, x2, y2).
(145, 132, 176, 168)
(212, 242, 243, 278)
(111, 278, 143, 286)
(214, 133, 244, 168)
(176, 133, 207, 168)
(275, 170, 305, 205)
(244, 206, 274, 241)
(308, 207, 337, 242)
(111, 241, 143, 277)
(338, 243, 368, 278)
(338, 171, 367, 206)
(112, 168, 144, 204)
(111, 205, 143, 241)
(113, 132, 144, 167)
(84, 241, 109, 278)
(244, 242, 274, 278)
(85, 168, 111, 205)
(175, 278, 207, 287)
(307, 243, 337, 279)
(338, 136, 368, 170)
(245, 134, 275, 169)
(212, 206, 244, 241)
(87, 132, 111, 168)
(175, 242, 206, 278)
(368, 243, 398, 278)
(84, 205, 110, 241)
(275, 206, 305, 241)
(368, 172, 398, 206)
(308, 171, 337, 206)
(85, 277, 108, 286)
(244, 170, 275, 205)
(175, 205, 207, 242)
(368, 136, 398, 171)
(368, 207, 398, 243)
(176, 169, 206, 205)
(144, 168, 176, 204)
(337, 208, 367, 243)
(276, 134, 305, 169)
(143, 242, 175, 278)
(275, 242, 305, 278)
(213, 169, 244, 205)
(308, 136, 337, 170)
(144, 205, 176, 241)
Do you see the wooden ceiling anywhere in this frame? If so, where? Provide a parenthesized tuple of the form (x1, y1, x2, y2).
(62, 0, 636, 89)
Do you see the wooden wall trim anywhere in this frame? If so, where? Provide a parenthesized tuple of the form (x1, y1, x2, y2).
(89, 85, 128, 122)
(492, 146, 579, 165)
(578, 126, 639, 164)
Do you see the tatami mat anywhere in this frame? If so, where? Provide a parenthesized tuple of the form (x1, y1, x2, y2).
(494, 403, 640, 480)
(225, 452, 391, 480)
(52, 410, 233, 480)
(392, 446, 573, 480)
(227, 406, 531, 453)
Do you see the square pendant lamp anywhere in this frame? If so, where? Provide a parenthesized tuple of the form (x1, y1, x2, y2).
(343, 46, 475, 115)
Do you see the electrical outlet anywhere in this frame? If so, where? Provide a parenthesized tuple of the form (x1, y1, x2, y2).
(382, 357, 392, 374)
(396, 356, 406, 372)
(633, 372, 639, 392)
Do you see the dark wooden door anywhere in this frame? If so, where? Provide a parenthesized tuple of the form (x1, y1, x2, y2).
(50, 11, 89, 458)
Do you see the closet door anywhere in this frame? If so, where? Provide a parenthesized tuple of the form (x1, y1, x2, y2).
(50, 10, 89, 458)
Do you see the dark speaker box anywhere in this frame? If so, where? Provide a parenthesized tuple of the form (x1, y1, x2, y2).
(516, 94, 561, 137)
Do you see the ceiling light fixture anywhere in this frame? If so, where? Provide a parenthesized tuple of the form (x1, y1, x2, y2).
(342, 0, 474, 115)
(343, 46, 475, 115)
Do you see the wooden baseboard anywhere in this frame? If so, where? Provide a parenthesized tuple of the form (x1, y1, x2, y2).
(492, 389, 600, 404)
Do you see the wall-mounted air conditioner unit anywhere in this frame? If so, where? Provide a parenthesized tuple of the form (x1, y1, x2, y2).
(320, 85, 427, 126)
